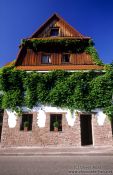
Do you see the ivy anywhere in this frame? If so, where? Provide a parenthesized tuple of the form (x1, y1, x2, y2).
(85, 46, 103, 65)
(2, 90, 23, 110)
(104, 106, 113, 121)
(20, 38, 90, 52)
(0, 67, 26, 111)
(0, 67, 113, 120)
(90, 75, 113, 108)
(0, 67, 26, 92)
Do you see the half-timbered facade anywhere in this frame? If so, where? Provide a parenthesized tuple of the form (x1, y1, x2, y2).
(1, 14, 112, 147)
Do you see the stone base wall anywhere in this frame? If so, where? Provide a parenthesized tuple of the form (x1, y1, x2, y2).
(92, 115, 113, 146)
(1, 111, 81, 147)
(1, 111, 113, 147)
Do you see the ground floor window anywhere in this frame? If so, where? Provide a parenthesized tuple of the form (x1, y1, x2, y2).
(20, 114, 33, 131)
(50, 114, 62, 131)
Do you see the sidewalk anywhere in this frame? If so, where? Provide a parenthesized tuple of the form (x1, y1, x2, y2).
(0, 145, 113, 156)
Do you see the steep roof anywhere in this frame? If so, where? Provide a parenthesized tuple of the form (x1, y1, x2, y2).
(30, 13, 87, 38)
(6, 13, 103, 71)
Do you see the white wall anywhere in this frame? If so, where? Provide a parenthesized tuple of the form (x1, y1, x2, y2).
(95, 110, 106, 126)
(22, 106, 77, 127)
(6, 106, 107, 128)
(6, 109, 17, 128)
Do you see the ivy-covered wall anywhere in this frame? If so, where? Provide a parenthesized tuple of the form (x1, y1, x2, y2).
(0, 67, 113, 120)
(0, 67, 113, 117)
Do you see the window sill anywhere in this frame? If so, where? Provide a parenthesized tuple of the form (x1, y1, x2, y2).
(50, 131, 62, 132)
(41, 63, 52, 65)
(20, 130, 32, 132)
(61, 62, 70, 64)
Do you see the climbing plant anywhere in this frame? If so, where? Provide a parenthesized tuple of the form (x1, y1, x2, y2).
(0, 67, 26, 112)
(0, 67, 113, 120)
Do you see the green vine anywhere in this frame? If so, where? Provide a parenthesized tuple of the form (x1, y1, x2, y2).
(20, 38, 90, 52)
(85, 46, 103, 65)
(0, 67, 113, 120)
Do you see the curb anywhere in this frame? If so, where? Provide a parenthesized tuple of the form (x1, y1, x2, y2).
(0, 146, 112, 156)
(0, 151, 113, 156)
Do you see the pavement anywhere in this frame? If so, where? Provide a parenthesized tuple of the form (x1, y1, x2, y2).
(0, 145, 113, 156)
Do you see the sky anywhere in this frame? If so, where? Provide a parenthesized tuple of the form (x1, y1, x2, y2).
(0, 0, 113, 67)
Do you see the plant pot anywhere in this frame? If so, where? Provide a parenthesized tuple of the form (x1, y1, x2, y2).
(54, 127, 58, 132)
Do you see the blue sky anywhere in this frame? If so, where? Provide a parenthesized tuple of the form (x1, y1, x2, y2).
(0, 0, 113, 67)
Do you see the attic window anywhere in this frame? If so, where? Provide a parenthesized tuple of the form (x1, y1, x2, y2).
(50, 28, 59, 36)
(62, 53, 70, 63)
(41, 54, 51, 64)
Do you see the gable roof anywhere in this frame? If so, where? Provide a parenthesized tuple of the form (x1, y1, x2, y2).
(30, 13, 87, 39)
(11, 13, 103, 71)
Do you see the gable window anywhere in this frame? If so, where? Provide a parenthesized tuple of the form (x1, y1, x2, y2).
(50, 114, 62, 132)
(62, 53, 70, 63)
(41, 54, 51, 64)
(20, 114, 33, 131)
(50, 28, 59, 37)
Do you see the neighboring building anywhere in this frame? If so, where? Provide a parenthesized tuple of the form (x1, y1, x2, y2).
(0, 13, 113, 147)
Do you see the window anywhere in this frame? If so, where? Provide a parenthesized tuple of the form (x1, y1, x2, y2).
(41, 55, 51, 64)
(62, 54, 70, 63)
(20, 114, 33, 131)
(50, 114, 62, 131)
(50, 28, 59, 36)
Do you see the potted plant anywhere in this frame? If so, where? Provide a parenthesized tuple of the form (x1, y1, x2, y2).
(53, 120, 59, 132)
(24, 121, 29, 131)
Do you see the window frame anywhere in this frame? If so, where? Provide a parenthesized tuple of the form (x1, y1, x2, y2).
(50, 114, 62, 132)
(50, 27, 59, 37)
(20, 113, 33, 131)
(61, 53, 70, 63)
(41, 54, 51, 64)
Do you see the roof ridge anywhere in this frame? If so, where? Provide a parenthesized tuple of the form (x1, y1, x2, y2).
(30, 13, 86, 38)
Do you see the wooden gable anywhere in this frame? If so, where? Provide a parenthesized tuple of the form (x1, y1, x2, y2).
(31, 13, 85, 38)
(16, 49, 95, 66)
(14, 13, 103, 71)
(15, 48, 103, 71)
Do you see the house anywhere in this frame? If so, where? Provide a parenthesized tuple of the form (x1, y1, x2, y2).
(0, 13, 113, 147)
